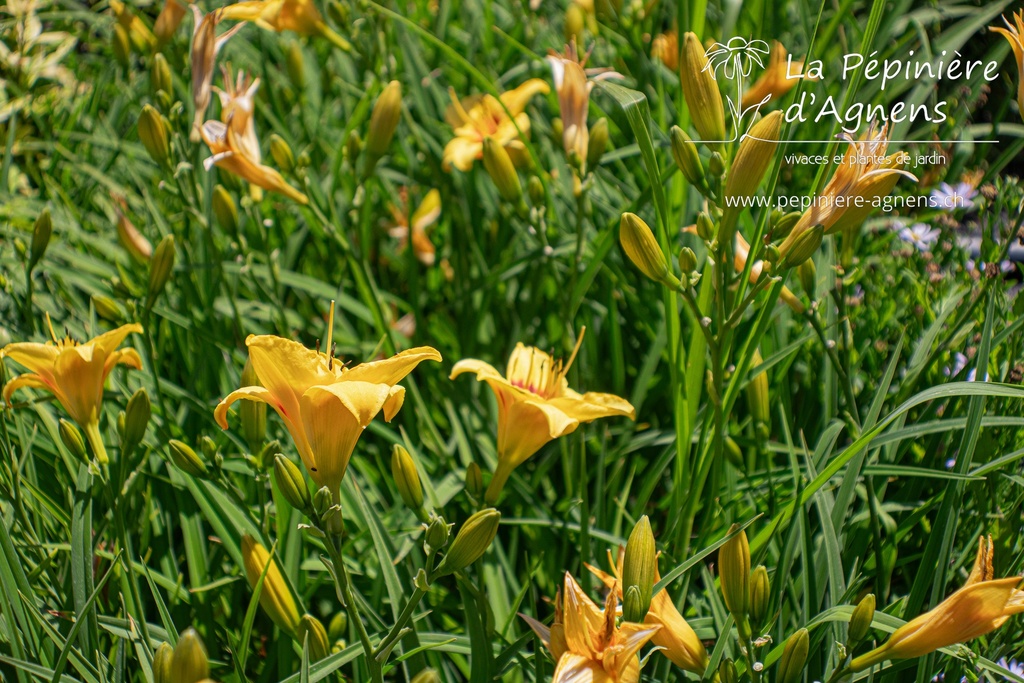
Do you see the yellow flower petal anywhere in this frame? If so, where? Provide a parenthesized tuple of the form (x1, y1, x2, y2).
(341, 346, 442, 385)
(443, 136, 483, 172)
(499, 78, 550, 116)
(2, 373, 52, 404)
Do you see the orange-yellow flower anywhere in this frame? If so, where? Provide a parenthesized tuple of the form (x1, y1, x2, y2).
(851, 536, 1024, 671)
(450, 330, 634, 504)
(388, 188, 440, 266)
(991, 12, 1024, 119)
(741, 41, 815, 109)
(220, 0, 349, 48)
(442, 79, 549, 172)
(651, 31, 678, 71)
(1, 319, 143, 464)
(523, 572, 659, 683)
(154, 0, 189, 45)
(215, 334, 440, 495)
(588, 549, 709, 675)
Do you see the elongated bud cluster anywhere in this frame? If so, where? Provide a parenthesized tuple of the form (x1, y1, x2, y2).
(239, 359, 266, 452)
(587, 118, 609, 170)
(848, 593, 875, 646)
(59, 419, 88, 461)
(777, 628, 809, 683)
(622, 515, 657, 622)
(169, 628, 209, 683)
(391, 444, 425, 515)
(139, 105, 171, 167)
(148, 234, 175, 305)
(152, 642, 173, 683)
(242, 534, 302, 635)
(670, 126, 704, 188)
(620, 213, 680, 289)
(274, 454, 311, 512)
(29, 208, 52, 271)
(168, 440, 207, 477)
(365, 80, 402, 172)
(749, 564, 770, 628)
(680, 32, 725, 148)
(434, 508, 500, 576)
(779, 224, 824, 270)
(123, 388, 151, 453)
(483, 137, 522, 203)
(719, 524, 751, 630)
(297, 614, 330, 661)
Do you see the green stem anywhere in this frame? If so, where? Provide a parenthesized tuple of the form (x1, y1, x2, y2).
(374, 586, 427, 662)
(324, 536, 382, 683)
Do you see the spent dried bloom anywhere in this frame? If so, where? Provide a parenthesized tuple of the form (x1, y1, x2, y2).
(190, 6, 245, 141)
(546, 42, 621, 169)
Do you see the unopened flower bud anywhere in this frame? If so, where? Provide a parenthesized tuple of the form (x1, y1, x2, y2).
(313, 486, 333, 518)
(148, 234, 175, 304)
(722, 111, 782, 240)
(777, 628, 809, 683)
(92, 295, 123, 322)
(286, 41, 306, 91)
(116, 206, 152, 263)
(139, 105, 171, 167)
(425, 515, 451, 552)
(696, 212, 715, 241)
(678, 246, 697, 275)
(269, 134, 295, 174)
(719, 524, 750, 619)
(620, 213, 680, 289)
(345, 130, 362, 163)
(168, 440, 207, 477)
(746, 349, 769, 433)
(274, 454, 311, 512)
(434, 508, 500, 576)
(59, 419, 88, 461)
(28, 208, 52, 271)
(152, 642, 173, 683)
(123, 388, 151, 452)
(170, 628, 209, 683)
(465, 462, 483, 501)
(718, 658, 738, 683)
(391, 444, 424, 513)
(239, 359, 266, 451)
(749, 564, 770, 628)
(212, 185, 238, 234)
(242, 534, 301, 635)
(483, 137, 522, 203)
(328, 611, 347, 640)
(587, 117, 609, 170)
(622, 515, 656, 622)
(297, 614, 330, 661)
(113, 24, 131, 67)
(564, 3, 585, 43)
(670, 126, 704, 187)
(779, 225, 824, 270)
(848, 593, 875, 646)
(411, 669, 442, 683)
(527, 175, 545, 205)
(707, 152, 724, 178)
(773, 211, 802, 241)
(798, 257, 816, 299)
(152, 52, 173, 98)
(365, 80, 402, 170)
(681, 32, 725, 148)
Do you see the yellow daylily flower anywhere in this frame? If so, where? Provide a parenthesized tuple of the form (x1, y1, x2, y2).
(851, 536, 1024, 672)
(200, 117, 308, 204)
(388, 188, 441, 266)
(241, 535, 301, 635)
(779, 124, 914, 259)
(991, 12, 1024, 119)
(450, 330, 635, 504)
(546, 43, 621, 168)
(524, 572, 659, 683)
(220, 0, 350, 50)
(215, 334, 441, 496)
(442, 79, 549, 172)
(588, 549, 709, 675)
(1, 319, 143, 464)
(190, 6, 246, 141)
(741, 41, 816, 109)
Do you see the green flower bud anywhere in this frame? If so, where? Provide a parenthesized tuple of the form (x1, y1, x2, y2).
(719, 524, 750, 619)
(313, 486, 333, 518)
(707, 152, 725, 178)
(297, 614, 330, 662)
(147, 234, 175, 305)
(678, 247, 697, 275)
(773, 211, 802, 241)
(168, 440, 207, 478)
(717, 658, 738, 683)
(434, 508, 500, 576)
(848, 593, 875, 646)
(798, 258, 816, 299)
(527, 175, 545, 205)
(212, 185, 238, 234)
(746, 349, 769, 433)
(274, 454, 311, 513)
(328, 611, 348, 641)
(152, 642, 173, 683)
(465, 462, 483, 501)
(59, 419, 88, 461)
(564, 3, 585, 44)
(779, 225, 824, 270)
(29, 208, 52, 271)
(391, 444, 424, 513)
(777, 628, 809, 683)
(92, 295, 123, 322)
(169, 628, 209, 683)
(152, 53, 173, 98)
(620, 213, 680, 289)
(622, 515, 656, 622)
(749, 564, 770, 628)
(240, 359, 266, 452)
(680, 32, 726, 148)
(482, 137, 522, 203)
(286, 41, 306, 91)
(696, 212, 715, 241)
(123, 387, 151, 452)
(365, 80, 402, 171)
(113, 24, 131, 68)
(345, 130, 362, 163)
(587, 117, 609, 170)
(425, 515, 451, 553)
(139, 105, 171, 167)
(269, 134, 295, 174)
(670, 126, 704, 187)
